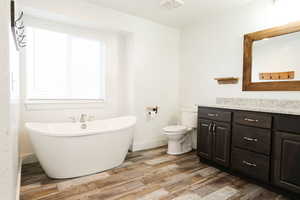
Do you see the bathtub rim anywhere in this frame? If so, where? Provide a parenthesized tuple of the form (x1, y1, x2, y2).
(25, 116, 136, 137)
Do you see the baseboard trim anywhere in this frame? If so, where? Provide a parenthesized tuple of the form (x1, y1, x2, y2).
(21, 153, 38, 165)
(132, 138, 167, 152)
(16, 158, 22, 200)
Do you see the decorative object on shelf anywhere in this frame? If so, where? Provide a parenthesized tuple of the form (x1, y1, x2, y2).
(214, 77, 239, 84)
(10, 0, 26, 50)
(259, 71, 295, 80)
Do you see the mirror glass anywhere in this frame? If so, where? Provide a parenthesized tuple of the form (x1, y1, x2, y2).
(252, 31, 300, 82)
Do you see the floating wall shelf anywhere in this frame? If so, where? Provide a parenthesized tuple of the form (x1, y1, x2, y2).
(214, 77, 239, 84)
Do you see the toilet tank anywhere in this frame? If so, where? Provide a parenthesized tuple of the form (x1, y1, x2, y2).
(181, 107, 198, 128)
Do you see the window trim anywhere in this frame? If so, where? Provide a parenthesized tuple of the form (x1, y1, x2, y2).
(24, 99, 106, 111)
(25, 99, 106, 103)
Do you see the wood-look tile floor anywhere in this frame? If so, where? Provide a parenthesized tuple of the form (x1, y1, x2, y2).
(21, 146, 289, 200)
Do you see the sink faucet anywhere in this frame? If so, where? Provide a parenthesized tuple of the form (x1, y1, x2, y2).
(80, 114, 87, 123)
(79, 114, 88, 129)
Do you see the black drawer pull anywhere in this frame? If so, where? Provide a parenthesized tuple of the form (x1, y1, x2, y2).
(208, 113, 218, 117)
(244, 118, 259, 123)
(243, 137, 258, 142)
(243, 160, 257, 167)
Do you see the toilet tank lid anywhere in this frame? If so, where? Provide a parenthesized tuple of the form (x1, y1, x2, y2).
(163, 125, 187, 132)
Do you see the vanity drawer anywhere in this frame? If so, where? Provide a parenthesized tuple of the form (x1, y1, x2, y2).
(231, 148, 270, 182)
(198, 108, 231, 122)
(232, 125, 271, 155)
(234, 112, 272, 129)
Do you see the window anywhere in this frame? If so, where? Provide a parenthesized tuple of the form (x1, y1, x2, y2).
(26, 26, 106, 101)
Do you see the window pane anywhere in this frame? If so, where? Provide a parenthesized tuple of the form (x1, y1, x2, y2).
(70, 37, 103, 99)
(31, 28, 68, 99)
(26, 26, 105, 100)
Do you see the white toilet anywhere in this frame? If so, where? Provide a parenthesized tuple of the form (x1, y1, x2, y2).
(163, 108, 197, 155)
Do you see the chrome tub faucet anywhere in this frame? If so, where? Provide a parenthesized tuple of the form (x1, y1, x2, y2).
(80, 114, 88, 129)
(80, 114, 87, 123)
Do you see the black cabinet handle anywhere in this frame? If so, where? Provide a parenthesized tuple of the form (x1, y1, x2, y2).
(243, 137, 258, 142)
(243, 160, 257, 167)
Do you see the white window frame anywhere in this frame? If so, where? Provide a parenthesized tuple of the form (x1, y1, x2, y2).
(22, 16, 115, 109)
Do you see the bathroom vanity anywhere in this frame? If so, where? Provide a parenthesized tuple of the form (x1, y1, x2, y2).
(197, 106, 300, 196)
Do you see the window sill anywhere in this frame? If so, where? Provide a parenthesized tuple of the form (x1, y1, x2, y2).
(24, 100, 106, 111)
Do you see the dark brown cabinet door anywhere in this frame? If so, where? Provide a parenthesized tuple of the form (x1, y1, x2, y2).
(273, 131, 300, 194)
(197, 119, 212, 160)
(212, 122, 231, 167)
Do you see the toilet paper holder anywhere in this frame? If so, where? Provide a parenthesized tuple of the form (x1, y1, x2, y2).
(146, 106, 159, 114)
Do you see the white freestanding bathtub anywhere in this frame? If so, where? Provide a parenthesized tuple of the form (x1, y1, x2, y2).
(26, 116, 136, 179)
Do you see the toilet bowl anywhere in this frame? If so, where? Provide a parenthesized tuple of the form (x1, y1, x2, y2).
(163, 125, 193, 155)
(163, 108, 197, 155)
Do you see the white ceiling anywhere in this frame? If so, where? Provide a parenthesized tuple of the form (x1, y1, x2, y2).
(87, 0, 253, 28)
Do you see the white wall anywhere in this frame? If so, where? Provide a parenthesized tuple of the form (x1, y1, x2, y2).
(19, 0, 180, 156)
(0, 0, 21, 199)
(180, 0, 300, 107)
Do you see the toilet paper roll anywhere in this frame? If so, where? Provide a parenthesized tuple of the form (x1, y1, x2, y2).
(148, 111, 157, 119)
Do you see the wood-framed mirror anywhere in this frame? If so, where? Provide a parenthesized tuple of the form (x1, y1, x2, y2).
(243, 21, 300, 91)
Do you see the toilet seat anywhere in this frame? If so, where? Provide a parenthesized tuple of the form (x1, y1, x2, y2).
(163, 125, 187, 133)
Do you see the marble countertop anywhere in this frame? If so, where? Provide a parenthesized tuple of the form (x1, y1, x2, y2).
(198, 104, 300, 116)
